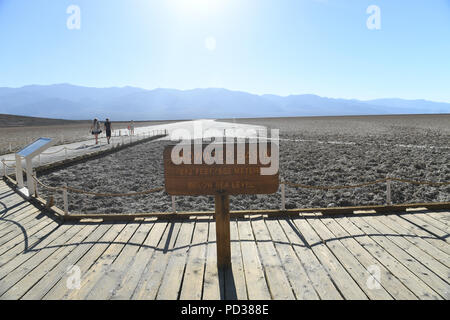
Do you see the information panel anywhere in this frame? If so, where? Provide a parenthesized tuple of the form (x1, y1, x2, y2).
(17, 138, 53, 158)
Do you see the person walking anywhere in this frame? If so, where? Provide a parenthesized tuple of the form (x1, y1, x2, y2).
(130, 120, 135, 136)
(90, 118, 102, 145)
(104, 118, 112, 144)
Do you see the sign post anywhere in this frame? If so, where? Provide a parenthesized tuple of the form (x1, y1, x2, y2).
(164, 141, 279, 269)
(215, 193, 231, 268)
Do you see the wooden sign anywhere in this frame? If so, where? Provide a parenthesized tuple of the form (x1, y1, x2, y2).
(163, 142, 279, 196)
(163, 141, 279, 269)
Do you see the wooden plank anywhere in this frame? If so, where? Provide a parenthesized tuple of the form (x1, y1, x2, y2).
(111, 220, 168, 299)
(278, 218, 342, 299)
(84, 221, 156, 299)
(376, 216, 450, 268)
(373, 215, 449, 268)
(385, 214, 450, 256)
(180, 217, 209, 299)
(0, 201, 35, 225)
(21, 223, 113, 300)
(343, 216, 443, 299)
(0, 202, 35, 230)
(0, 208, 42, 243)
(251, 217, 295, 299)
(1, 223, 98, 299)
(400, 213, 449, 243)
(321, 216, 416, 300)
(292, 216, 368, 299)
(0, 209, 51, 247)
(0, 220, 61, 272)
(156, 219, 195, 299)
(226, 218, 248, 300)
(132, 221, 182, 299)
(412, 212, 450, 234)
(42, 222, 128, 300)
(0, 223, 82, 297)
(0, 216, 58, 261)
(65, 222, 140, 299)
(264, 218, 319, 299)
(201, 218, 222, 300)
(426, 211, 450, 227)
(237, 217, 271, 300)
(307, 216, 392, 300)
(361, 215, 450, 297)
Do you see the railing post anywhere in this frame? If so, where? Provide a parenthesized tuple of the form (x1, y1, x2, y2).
(172, 196, 176, 213)
(63, 185, 69, 215)
(386, 177, 392, 205)
(33, 170, 38, 197)
(281, 179, 286, 210)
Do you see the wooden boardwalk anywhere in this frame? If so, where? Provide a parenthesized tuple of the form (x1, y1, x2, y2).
(0, 180, 449, 300)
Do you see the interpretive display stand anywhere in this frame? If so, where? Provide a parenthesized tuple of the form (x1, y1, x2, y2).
(15, 138, 54, 197)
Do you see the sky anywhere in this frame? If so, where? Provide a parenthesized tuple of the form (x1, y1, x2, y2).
(0, 0, 449, 102)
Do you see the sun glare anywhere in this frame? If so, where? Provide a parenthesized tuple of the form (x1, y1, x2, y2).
(170, 0, 224, 16)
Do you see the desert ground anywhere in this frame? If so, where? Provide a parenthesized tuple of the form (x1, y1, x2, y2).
(0, 114, 177, 155)
(34, 114, 450, 214)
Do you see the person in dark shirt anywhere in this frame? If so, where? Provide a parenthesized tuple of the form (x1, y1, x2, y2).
(104, 118, 112, 144)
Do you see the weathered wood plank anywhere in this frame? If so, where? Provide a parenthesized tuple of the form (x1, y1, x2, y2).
(344, 216, 443, 299)
(156, 219, 195, 299)
(292, 216, 368, 299)
(0, 202, 37, 230)
(65, 222, 140, 299)
(264, 218, 319, 299)
(202, 218, 222, 300)
(425, 211, 450, 227)
(373, 214, 449, 268)
(251, 217, 295, 299)
(361, 215, 450, 297)
(21, 223, 113, 300)
(400, 213, 449, 243)
(111, 220, 168, 300)
(278, 218, 342, 299)
(412, 212, 450, 235)
(132, 221, 182, 299)
(237, 218, 271, 300)
(0, 221, 63, 277)
(226, 218, 248, 300)
(0, 223, 82, 297)
(2, 223, 98, 299)
(385, 214, 450, 255)
(307, 215, 392, 300)
(322, 216, 416, 300)
(180, 217, 209, 300)
(0, 210, 52, 247)
(42, 222, 127, 300)
(85, 221, 156, 299)
(0, 217, 60, 263)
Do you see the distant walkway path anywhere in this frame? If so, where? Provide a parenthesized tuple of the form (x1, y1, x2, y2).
(0, 119, 265, 176)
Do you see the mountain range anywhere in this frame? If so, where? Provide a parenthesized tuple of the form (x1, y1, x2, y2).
(0, 84, 448, 120)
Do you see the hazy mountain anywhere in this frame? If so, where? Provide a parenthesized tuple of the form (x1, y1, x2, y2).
(0, 84, 448, 120)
